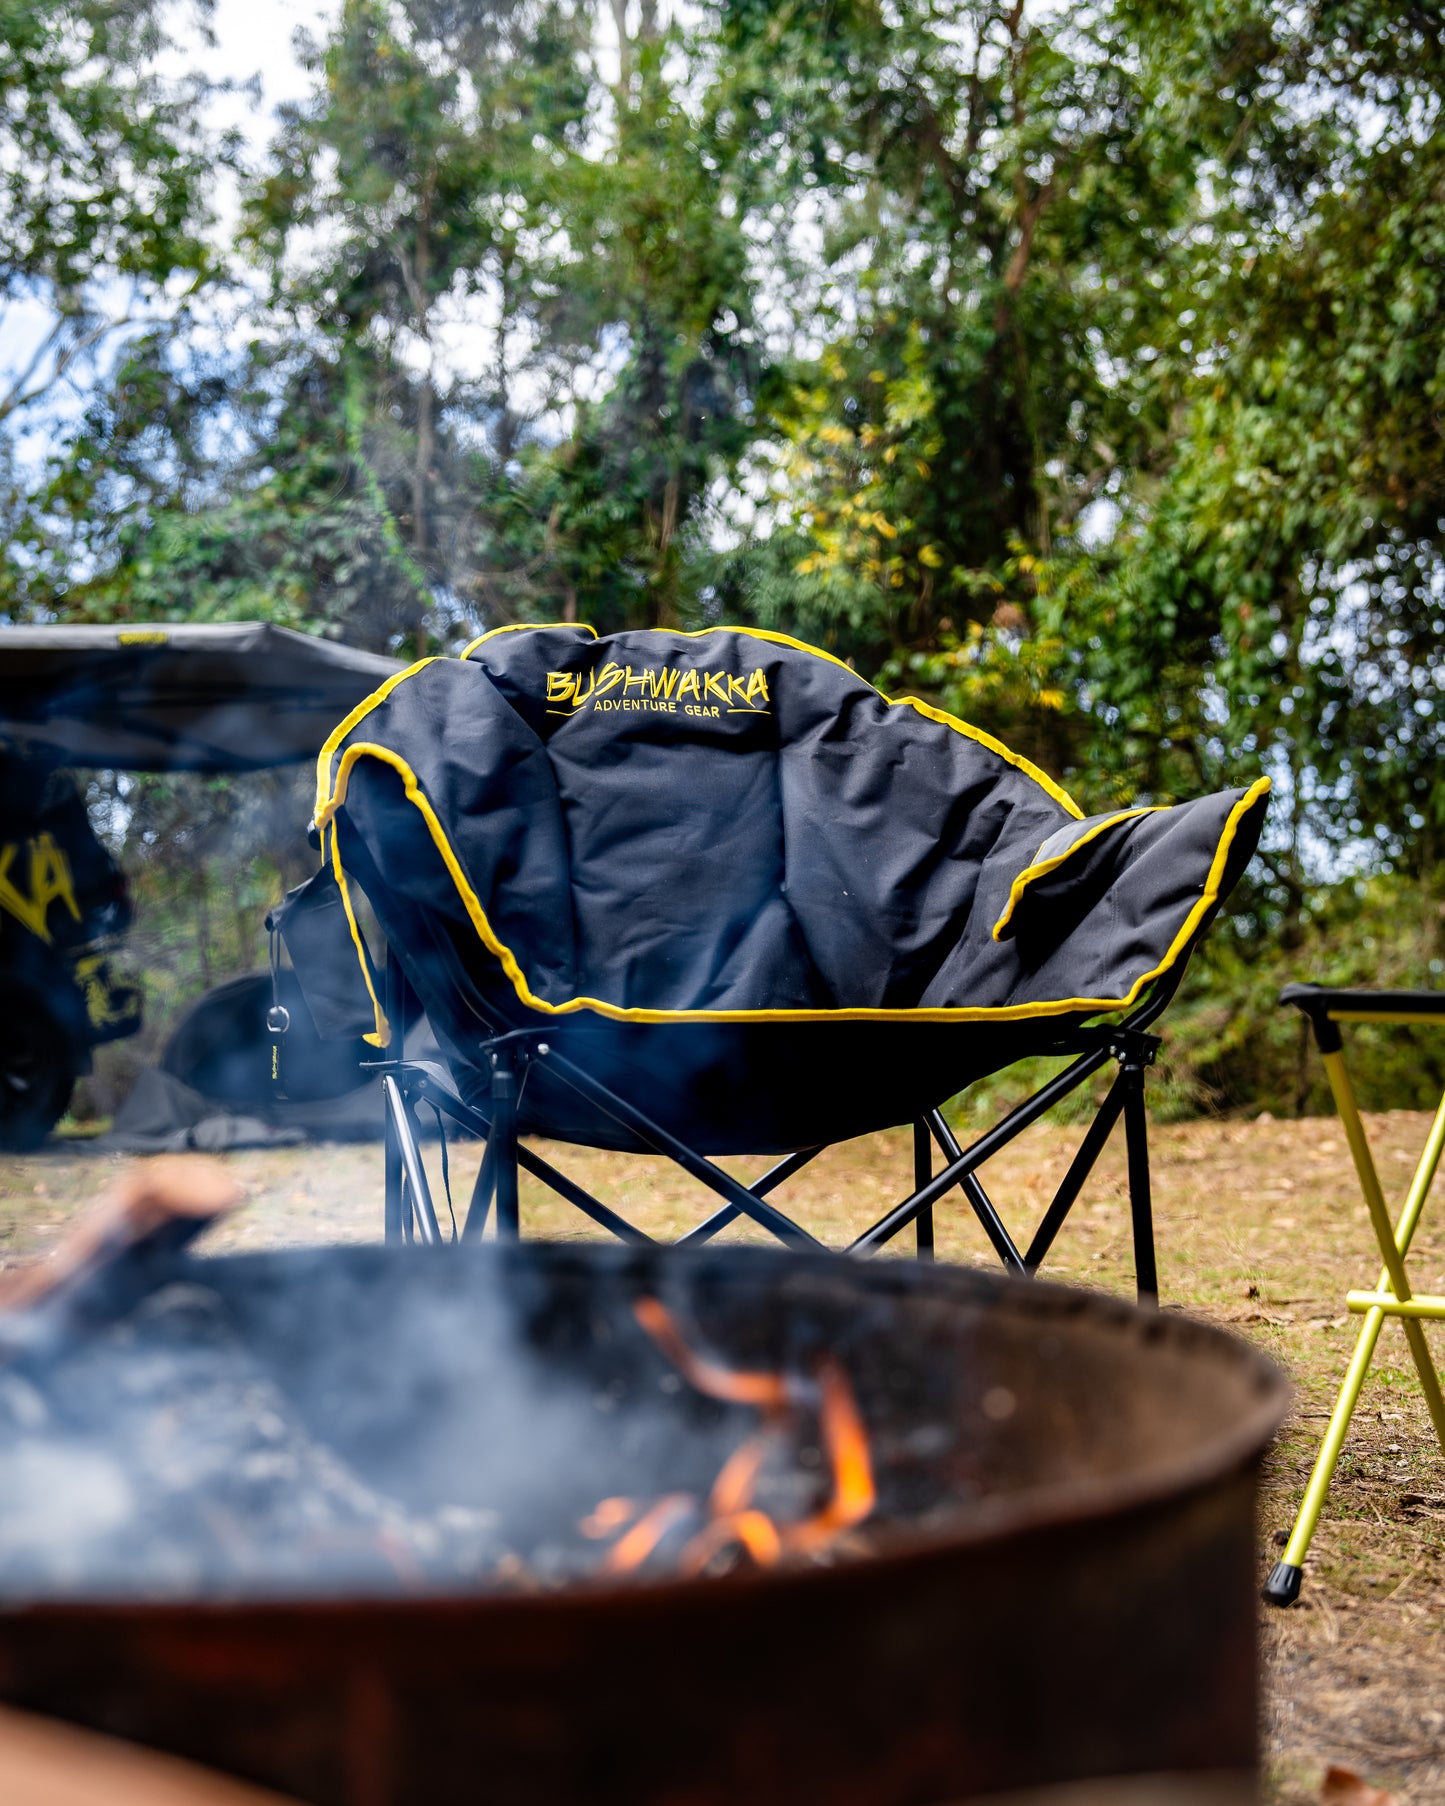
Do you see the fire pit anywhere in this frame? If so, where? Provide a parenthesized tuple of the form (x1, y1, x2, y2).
(0, 1237, 1284, 1806)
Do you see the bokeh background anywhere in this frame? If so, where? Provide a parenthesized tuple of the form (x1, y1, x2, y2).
(3, 0, 1442, 1118)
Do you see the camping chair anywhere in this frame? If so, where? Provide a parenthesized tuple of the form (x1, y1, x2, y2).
(276, 625, 1269, 1302)
(1265, 984, 1445, 1606)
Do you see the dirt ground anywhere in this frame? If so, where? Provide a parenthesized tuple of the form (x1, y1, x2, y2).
(4, 1106, 1445, 1802)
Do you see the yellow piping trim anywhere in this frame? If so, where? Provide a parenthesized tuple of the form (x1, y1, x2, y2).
(330, 821, 390, 1048)
(460, 622, 599, 660)
(315, 657, 440, 820)
(992, 806, 1167, 942)
(313, 736, 1271, 1025)
(895, 696, 1080, 819)
(456, 621, 1085, 820)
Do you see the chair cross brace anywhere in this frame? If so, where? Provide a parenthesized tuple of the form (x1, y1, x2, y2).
(371, 998, 1166, 1301)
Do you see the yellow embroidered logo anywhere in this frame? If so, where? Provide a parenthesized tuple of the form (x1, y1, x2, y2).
(0, 833, 82, 944)
(545, 661, 771, 719)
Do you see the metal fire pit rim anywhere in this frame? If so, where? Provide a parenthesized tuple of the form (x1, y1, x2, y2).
(0, 1238, 1286, 1617)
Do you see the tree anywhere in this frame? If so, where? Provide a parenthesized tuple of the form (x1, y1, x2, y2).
(704, 0, 1229, 770)
(1043, 2, 1445, 889)
(0, 0, 223, 431)
(0, 0, 230, 624)
(234, 0, 602, 646)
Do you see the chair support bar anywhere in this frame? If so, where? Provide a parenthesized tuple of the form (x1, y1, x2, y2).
(381, 1058, 655, 1246)
(1024, 1078, 1128, 1271)
(1265, 1005, 1445, 1608)
(674, 1145, 826, 1248)
(539, 1048, 824, 1249)
(924, 1109, 1024, 1271)
(381, 1074, 441, 1246)
(1122, 1049, 1159, 1302)
(914, 1121, 935, 1261)
(376, 999, 1163, 1300)
(850, 1041, 1115, 1254)
(1347, 1291, 1445, 1317)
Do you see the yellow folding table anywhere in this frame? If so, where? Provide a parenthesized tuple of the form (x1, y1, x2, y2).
(1265, 983, 1445, 1606)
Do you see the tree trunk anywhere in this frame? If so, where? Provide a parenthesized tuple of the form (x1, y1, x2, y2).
(192, 867, 213, 993)
(610, 0, 631, 93)
(495, 245, 516, 466)
(412, 181, 435, 558)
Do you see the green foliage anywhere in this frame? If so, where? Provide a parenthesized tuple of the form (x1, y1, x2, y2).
(1161, 871, 1445, 1121)
(5, 0, 1445, 1113)
(0, 0, 220, 307)
(31, 338, 434, 649)
(0, 0, 227, 474)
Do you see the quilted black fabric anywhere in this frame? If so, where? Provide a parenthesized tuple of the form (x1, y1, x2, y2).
(311, 626, 1268, 1152)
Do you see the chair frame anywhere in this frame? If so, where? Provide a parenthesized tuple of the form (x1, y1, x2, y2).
(372, 955, 1180, 1305)
(1265, 985, 1445, 1606)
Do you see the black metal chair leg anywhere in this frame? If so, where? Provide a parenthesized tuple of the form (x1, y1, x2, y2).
(384, 1087, 406, 1244)
(491, 1047, 521, 1240)
(924, 1109, 1027, 1270)
(914, 1120, 934, 1260)
(462, 1133, 498, 1241)
(381, 951, 417, 1243)
(382, 1074, 441, 1245)
(1023, 1075, 1129, 1273)
(1121, 1057, 1158, 1304)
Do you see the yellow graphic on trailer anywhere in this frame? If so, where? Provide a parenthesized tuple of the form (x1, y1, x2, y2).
(72, 952, 141, 1033)
(545, 661, 771, 718)
(0, 833, 81, 943)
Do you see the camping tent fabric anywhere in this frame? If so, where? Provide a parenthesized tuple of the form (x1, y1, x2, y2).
(0, 623, 401, 772)
(105, 972, 440, 1152)
(311, 625, 1269, 1154)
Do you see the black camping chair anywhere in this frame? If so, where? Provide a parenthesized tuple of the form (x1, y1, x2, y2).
(274, 625, 1269, 1302)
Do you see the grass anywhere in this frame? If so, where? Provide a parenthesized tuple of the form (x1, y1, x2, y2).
(4, 1105, 1445, 1799)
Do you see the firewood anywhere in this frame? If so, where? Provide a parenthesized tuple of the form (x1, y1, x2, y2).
(0, 1157, 242, 1314)
(0, 1703, 298, 1805)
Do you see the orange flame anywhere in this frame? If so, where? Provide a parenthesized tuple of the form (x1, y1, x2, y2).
(580, 1496, 637, 1539)
(780, 1360, 876, 1555)
(708, 1435, 769, 1517)
(584, 1300, 876, 1578)
(600, 1493, 695, 1575)
(632, 1297, 792, 1411)
(680, 1508, 784, 1576)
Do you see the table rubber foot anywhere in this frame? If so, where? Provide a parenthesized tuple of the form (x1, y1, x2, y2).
(1262, 1561, 1302, 1606)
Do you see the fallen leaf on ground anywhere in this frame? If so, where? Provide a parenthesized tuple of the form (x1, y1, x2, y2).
(1320, 1764, 1400, 1805)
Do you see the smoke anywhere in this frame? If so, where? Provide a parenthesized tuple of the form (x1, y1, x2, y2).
(0, 1243, 852, 1601)
(0, 1233, 1288, 1608)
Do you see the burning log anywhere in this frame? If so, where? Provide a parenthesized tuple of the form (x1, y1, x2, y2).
(0, 1702, 299, 1806)
(0, 1156, 242, 1316)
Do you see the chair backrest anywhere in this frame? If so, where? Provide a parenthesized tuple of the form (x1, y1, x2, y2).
(313, 625, 1268, 1029)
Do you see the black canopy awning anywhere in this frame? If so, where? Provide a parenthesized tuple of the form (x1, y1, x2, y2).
(0, 622, 402, 772)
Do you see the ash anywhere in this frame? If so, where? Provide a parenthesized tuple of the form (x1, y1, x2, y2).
(0, 1247, 829, 1603)
(0, 1279, 521, 1600)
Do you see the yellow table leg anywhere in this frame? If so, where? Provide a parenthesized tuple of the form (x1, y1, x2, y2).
(1264, 1069, 1445, 1605)
(1328, 1053, 1445, 1451)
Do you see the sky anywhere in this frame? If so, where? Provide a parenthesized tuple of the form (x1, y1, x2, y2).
(186, 0, 339, 140)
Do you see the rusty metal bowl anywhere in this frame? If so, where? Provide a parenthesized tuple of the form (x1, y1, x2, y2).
(0, 1243, 1285, 1806)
